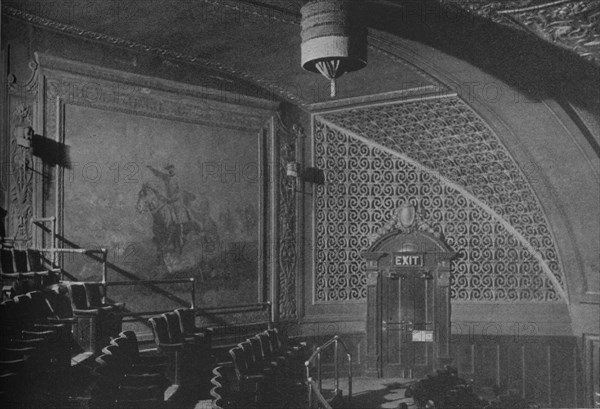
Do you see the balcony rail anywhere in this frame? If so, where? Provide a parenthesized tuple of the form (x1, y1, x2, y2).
(307, 378, 333, 409)
(305, 335, 352, 409)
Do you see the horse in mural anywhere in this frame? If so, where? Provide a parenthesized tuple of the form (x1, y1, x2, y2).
(136, 182, 218, 267)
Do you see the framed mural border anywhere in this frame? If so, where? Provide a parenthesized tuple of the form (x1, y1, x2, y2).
(31, 52, 279, 307)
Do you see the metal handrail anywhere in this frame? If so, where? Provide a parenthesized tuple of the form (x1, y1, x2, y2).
(307, 378, 333, 409)
(27, 219, 196, 315)
(195, 301, 272, 329)
(305, 335, 352, 408)
(106, 278, 197, 313)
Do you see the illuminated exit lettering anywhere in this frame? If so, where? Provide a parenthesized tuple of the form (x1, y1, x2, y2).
(394, 254, 423, 267)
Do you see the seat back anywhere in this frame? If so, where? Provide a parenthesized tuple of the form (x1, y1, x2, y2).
(0, 300, 20, 340)
(46, 284, 73, 318)
(229, 347, 249, 379)
(0, 248, 15, 275)
(103, 344, 132, 371)
(117, 331, 141, 360)
(26, 249, 45, 272)
(239, 341, 256, 368)
(84, 283, 105, 308)
(13, 293, 35, 329)
(163, 312, 184, 343)
(248, 337, 264, 364)
(174, 308, 195, 335)
(68, 283, 88, 310)
(109, 337, 135, 366)
(256, 333, 273, 360)
(25, 291, 52, 323)
(149, 316, 171, 345)
(266, 329, 283, 352)
(12, 250, 29, 273)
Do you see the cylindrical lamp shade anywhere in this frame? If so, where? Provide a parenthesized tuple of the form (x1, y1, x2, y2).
(300, 0, 367, 97)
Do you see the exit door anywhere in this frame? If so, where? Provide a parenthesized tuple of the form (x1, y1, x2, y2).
(381, 268, 434, 378)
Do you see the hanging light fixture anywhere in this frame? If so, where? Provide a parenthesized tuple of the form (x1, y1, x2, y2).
(300, 0, 367, 98)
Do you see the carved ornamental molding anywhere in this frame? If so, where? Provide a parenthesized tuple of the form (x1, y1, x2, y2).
(367, 202, 443, 244)
(442, 0, 600, 65)
(275, 115, 303, 320)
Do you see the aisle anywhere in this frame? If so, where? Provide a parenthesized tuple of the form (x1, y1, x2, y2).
(321, 377, 416, 409)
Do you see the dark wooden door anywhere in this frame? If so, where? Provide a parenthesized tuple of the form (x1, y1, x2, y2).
(382, 269, 434, 378)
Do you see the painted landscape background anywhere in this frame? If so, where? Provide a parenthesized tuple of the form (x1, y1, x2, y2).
(61, 105, 260, 312)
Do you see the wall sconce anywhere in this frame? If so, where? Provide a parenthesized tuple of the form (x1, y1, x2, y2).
(286, 162, 325, 192)
(286, 161, 300, 178)
(14, 126, 34, 149)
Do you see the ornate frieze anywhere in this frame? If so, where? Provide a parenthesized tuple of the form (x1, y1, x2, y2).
(276, 116, 303, 320)
(442, 0, 600, 65)
(314, 112, 564, 303)
(8, 103, 34, 245)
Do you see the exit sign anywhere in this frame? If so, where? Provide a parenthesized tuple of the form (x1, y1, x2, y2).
(394, 253, 423, 267)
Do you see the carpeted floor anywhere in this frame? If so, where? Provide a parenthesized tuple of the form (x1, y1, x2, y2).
(190, 377, 417, 409)
(320, 377, 416, 409)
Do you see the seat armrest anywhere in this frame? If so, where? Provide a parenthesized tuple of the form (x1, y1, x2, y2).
(47, 317, 77, 324)
(157, 342, 187, 351)
(8, 338, 45, 347)
(242, 374, 267, 381)
(21, 329, 55, 338)
(73, 308, 101, 316)
(34, 323, 65, 330)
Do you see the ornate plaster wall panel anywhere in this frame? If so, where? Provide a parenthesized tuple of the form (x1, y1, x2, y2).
(314, 108, 565, 303)
(7, 101, 34, 244)
(276, 116, 302, 320)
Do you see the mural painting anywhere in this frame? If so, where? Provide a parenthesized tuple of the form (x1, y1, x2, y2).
(60, 105, 260, 311)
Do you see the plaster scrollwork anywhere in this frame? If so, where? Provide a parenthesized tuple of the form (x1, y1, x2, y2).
(8, 103, 34, 245)
(315, 103, 565, 303)
(513, 1, 600, 64)
(8, 59, 40, 96)
(276, 116, 303, 320)
(442, 0, 600, 65)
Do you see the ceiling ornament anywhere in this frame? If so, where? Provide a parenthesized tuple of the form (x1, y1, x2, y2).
(442, 0, 600, 66)
(300, 0, 368, 97)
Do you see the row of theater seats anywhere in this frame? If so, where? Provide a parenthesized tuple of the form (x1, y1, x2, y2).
(225, 328, 307, 408)
(0, 281, 125, 407)
(0, 245, 60, 298)
(0, 290, 73, 407)
(91, 331, 170, 409)
(148, 309, 214, 397)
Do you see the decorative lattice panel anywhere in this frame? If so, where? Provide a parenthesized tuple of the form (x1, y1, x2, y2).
(314, 118, 562, 303)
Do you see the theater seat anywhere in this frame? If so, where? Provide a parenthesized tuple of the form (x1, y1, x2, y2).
(67, 282, 123, 354)
(174, 308, 212, 347)
(228, 346, 269, 403)
(149, 315, 189, 387)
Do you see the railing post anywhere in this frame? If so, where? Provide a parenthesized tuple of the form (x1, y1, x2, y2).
(317, 349, 322, 392)
(307, 377, 313, 409)
(101, 248, 107, 303)
(190, 277, 196, 311)
(334, 337, 339, 393)
(348, 353, 353, 401)
(267, 301, 272, 329)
